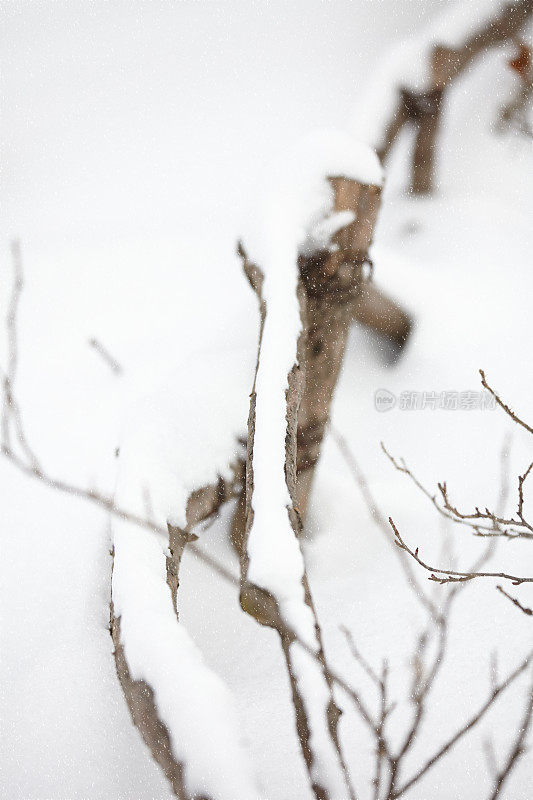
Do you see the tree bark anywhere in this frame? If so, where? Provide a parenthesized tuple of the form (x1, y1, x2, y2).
(296, 176, 382, 515)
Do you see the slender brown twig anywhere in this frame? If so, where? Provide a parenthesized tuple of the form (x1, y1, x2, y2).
(392, 652, 532, 799)
(389, 517, 532, 585)
(332, 427, 440, 622)
(335, 429, 508, 799)
(486, 667, 533, 800)
(496, 585, 533, 617)
(480, 369, 533, 435)
(381, 442, 528, 539)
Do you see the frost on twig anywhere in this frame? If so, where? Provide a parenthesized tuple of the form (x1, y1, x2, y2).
(352, 0, 532, 192)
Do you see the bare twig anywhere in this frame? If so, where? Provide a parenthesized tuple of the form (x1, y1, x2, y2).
(479, 369, 533, 435)
(88, 337, 123, 375)
(392, 652, 532, 799)
(335, 428, 504, 800)
(389, 517, 532, 585)
(2, 240, 23, 452)
(437, 472, 533, 536)
(486, 667, 533, 800)
(341, 625, 382, 689)
(381, 441, 527, 538)
(332, 428, 440, 622)
(496, 585, 533, 616)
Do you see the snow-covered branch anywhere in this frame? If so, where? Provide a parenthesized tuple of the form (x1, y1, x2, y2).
(234, 133, 384, 800)
(352, 0, 532, 192)
(0, 241, 257, 799)
(110, 484, 257, 800)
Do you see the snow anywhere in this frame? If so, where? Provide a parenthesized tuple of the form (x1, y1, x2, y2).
(115, 346, 254, 530)
(2, 2, 532, 799)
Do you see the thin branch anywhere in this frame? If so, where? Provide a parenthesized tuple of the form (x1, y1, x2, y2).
(335, 427, 507, 800)
(392, 652, 533, 799)
(389, 517, 533, 585)
(374, 660, 390, 800)
(341, 625, 382, 689)
(3, 438, 239, 585)
(479, 369, 533, 435)
(2, 240, 23, 451)
(496, 585, 533, 617)
(486, 667, 533, 800)
(437, 477, 532, 535)
(88, 337, 123, 375)
(380, 442, 529, 539)
(332, 428, 441, 622)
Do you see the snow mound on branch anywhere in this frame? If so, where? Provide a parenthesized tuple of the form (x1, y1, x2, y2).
(243, 129, 382, 270)
(116, 344, 253, 529)
(112, 521, 257, 800)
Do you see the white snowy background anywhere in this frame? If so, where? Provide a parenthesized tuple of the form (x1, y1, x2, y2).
(1, 1, 532, 798)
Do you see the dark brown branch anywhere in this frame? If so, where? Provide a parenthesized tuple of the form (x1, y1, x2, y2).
(351, 282, 412, 354)
(295, 176, 382, 516)
(110, 474, 242, 798)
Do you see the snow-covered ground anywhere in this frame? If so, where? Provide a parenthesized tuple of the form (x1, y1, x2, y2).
(1, 2, 532, 798)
